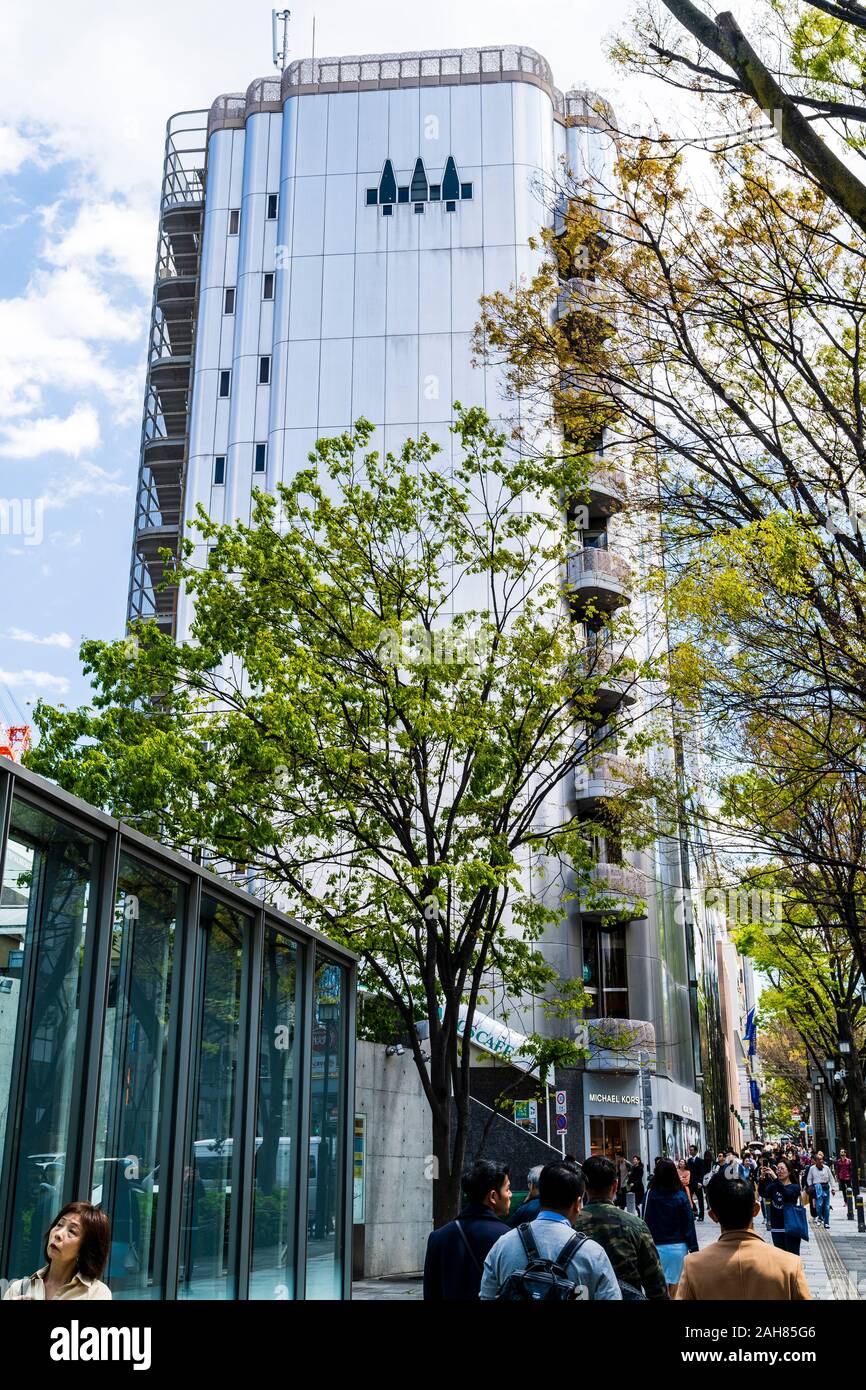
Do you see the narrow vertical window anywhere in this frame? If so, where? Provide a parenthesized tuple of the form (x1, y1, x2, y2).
(213, 455, 226, 485)
(267, 193, 278, 220)
(263, 273, 275, 300)
(219, 370, 231, 398)
(254, 443, 267, 472)
(259, 356, 271, 385)
(228, 209, 240, 235)
(223, 287, 235, 314)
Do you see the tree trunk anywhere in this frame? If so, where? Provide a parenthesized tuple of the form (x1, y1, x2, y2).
(431, 1101, 464, 1228)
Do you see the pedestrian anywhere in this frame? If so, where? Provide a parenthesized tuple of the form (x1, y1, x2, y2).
(805, 1152, 834, 1230)
(509, 1166, 542, 1226)
(628, 1155, 645, 1209)
(759, 1159, 807, 1257)
(479, 1161, 621, 1300)
(676, 1173, 810, 1301)
(686, 1146, 706, 1220)
(3, 1201, 112, 1300)
(615, 1154, 632, 1209)
(677, 1158, 696, 1217)
(423, 1159, 511, 1301)
(575, 1156, 667, 1300)
(643, 1157, 698, 1294)
(835, 1149, 852, 1205)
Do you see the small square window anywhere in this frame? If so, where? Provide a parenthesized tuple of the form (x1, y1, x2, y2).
(223, 287, 236, 314)
(254, 442, 267, 472)
(414, 203, 424, 214)
(259, 355, 271, 384)
(263, 272, 275, 299)
(398, 186, 409, 203)
(382, 205, 392, 217)
(366, 188, 377, 205)
(213, 455, 226, 485)
(429, 184, 441, 201)
(445, 200, 456, 213)
(461, 182, 473, 200)
(228, 209, 240, 235)
(267, 193, 278, 220)
(219, 370, 231, 398)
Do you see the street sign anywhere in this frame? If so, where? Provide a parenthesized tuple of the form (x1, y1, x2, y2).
(514, 1100, 538, 1134)
(640, 1070, 652, 1108)
(799, 1121, 807, 1130)
(555, 1114, 568, 1134)
(555, 1090, 567, 1115)
(791, 1108, 800, 1118)
(643, 1108, 654, 1129)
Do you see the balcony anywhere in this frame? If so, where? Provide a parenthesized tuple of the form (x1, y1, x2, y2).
(566, 547, 632, 613)
(581, 642, 637, 711)
(583, 465, 627, 518)
(579, 862, 648, 922)
(572, 755, 639, 811)
(576, 1017, 657, 1073)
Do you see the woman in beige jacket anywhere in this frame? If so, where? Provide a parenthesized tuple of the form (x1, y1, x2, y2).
(3, 1201, 112, 1300)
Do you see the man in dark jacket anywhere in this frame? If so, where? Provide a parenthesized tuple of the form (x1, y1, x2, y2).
(423, 1159, 511, 1300)
(686, 1145, 706, 1221)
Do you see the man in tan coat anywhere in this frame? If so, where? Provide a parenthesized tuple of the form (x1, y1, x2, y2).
(676, 1172, 810, 1301)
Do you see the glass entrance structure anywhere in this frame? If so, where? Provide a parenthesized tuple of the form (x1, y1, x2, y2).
(0, 760, 356, 1300)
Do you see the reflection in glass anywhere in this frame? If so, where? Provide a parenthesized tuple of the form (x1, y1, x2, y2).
(250, 928, 299, 1299)
(178, 895, 245, 1300)
(306, 959, 346, 1300)
(1, 798, 100, 1280)
(94, 853, 181, 1298)
(582, 923, 628, 1018)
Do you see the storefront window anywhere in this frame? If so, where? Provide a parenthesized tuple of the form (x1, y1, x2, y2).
(249, 927, 300, 1300)
(93, 853, 182, 1299)
(306, 959, 347, 1300)
(178, 895, 247, 1300)
(0, 797, 101, 1281)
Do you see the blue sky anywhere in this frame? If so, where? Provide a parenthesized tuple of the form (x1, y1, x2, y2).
(0, 0, 647, 725)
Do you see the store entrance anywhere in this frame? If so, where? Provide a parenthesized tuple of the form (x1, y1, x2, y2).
(589, 1116, 640, 1162)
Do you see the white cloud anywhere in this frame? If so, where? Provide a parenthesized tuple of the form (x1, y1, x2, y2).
(0, 667, 69, 695)
(0, 403, 101, 459)
(42, 200, 156, 293)
(0, 125, 41, 175)
(6, 628, 74, 648)
(0, 266, 143, 424)
(40, 460, 130, 512)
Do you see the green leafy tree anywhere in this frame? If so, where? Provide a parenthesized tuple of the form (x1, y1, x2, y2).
(29, 408, 651, 1225)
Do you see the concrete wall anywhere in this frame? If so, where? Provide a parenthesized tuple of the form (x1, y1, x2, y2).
(354, 1041, 432, 1277)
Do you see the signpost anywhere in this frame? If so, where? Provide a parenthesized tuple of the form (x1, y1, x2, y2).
(638, 1049, 653, 1170)
(555, 1091, 567, 1154)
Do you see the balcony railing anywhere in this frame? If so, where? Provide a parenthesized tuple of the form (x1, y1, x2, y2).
(580, 862, 648, 921)
(572, 755, 639, 806)
(566, 546, 632, 611)
(576, 1017, 656, 1073)
(581, 641, 637, 708)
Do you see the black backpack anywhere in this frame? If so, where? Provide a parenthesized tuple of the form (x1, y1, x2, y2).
(495, 1223, 590, 1301)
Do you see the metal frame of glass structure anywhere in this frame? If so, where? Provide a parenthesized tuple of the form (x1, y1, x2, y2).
(0, 760, 356, 1300)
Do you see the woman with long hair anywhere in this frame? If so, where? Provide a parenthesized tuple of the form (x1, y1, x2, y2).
(643, 1158, 698, 1294)
(3, 1202, 111, 1300)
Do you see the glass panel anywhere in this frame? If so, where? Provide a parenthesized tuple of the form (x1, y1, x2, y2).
(249, 928, 299, 1299)
(1, 797, 101, 1281)
(263, 274, 274, 300)
(228, 209, 240, 234)
(259, 356, 271, 384)
(224, 287, 235, 314)
(178, 895, 246, 1300)
(306, 959, 346, 1300)
(254, 444, 267, 473)
(92, 853, 181, 1299)
(219, 371, 231, 398)
(267, 194, 278, 219)
(213, 456, 226, 486)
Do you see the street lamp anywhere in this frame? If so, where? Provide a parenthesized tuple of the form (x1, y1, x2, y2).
(837, 1039, 865, 1233)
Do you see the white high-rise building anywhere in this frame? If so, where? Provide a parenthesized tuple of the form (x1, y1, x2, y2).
(128, 46, 728, 1163)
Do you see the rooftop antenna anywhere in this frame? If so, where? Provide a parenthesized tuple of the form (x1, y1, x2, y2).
(272, 9, 291, 70)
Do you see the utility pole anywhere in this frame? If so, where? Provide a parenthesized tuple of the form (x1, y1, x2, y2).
(838, 1040, 865, 1233)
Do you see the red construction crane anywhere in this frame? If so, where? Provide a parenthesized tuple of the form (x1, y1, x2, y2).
(0, 725, 31, 763)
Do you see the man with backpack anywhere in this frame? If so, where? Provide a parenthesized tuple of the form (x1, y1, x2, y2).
(479, 1161, 621, 1300)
